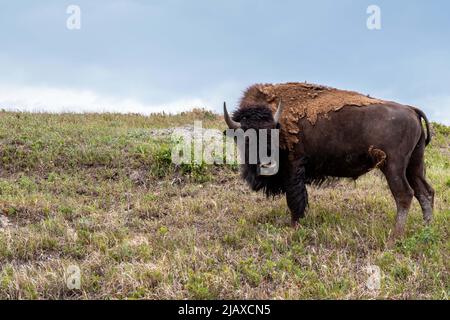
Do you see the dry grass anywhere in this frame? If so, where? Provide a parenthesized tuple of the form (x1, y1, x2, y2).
(0, 110, 448, 299)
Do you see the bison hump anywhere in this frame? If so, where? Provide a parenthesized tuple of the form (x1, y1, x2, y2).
(240, 82, 388, 151)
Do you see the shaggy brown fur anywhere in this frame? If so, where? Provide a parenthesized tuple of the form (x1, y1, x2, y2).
(241, 82, 388, 150)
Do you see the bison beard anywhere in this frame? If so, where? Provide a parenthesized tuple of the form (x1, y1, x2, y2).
(240, 153, 288, 198)
(241, 151, 309, 225)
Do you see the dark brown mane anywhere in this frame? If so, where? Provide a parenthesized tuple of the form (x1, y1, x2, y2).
(232, 105, 274, 123)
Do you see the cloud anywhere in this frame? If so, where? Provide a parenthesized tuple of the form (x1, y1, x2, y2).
(0, 85, 209, 115)
(1, 84, 448, 125)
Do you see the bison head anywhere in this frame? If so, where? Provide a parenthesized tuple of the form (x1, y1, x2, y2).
(223, 101, 288, 197)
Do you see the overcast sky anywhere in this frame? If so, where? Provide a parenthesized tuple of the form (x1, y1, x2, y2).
(0, 0, 449, 123)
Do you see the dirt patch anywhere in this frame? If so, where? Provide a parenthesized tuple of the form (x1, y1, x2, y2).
(0, 205, 50, 227)
(240, 82, 388, 150)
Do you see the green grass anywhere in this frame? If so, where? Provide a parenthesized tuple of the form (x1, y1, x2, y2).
(0, 109, 448, 299)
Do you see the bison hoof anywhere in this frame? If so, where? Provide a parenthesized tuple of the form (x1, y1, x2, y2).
(386, 231, 403, 248)
(290, 220, 300, 230)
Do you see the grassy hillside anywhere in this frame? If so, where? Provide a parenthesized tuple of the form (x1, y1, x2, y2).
(0, 110, 448, 299)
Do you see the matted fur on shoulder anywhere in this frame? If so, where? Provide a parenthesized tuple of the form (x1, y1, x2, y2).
(239, 82, 387, 151)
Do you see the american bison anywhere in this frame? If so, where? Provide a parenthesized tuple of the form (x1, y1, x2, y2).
(224, 82, 434, 240)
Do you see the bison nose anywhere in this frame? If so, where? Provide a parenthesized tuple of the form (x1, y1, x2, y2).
(257, 161, 278, 176)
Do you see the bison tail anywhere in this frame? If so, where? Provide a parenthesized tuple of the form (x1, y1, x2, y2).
(411, 106, 432, 146)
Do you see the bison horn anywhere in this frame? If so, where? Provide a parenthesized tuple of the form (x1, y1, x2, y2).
(223, 102, 241, 129)
(273, 99, 284, 124)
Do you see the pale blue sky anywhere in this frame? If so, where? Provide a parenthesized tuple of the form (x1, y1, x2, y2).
(0, 0, 449, 123)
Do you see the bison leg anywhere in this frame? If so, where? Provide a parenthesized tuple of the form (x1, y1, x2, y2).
(286, 162, 308, 227)
(382, 162, 414, 240)
(406, 139, 435, 224)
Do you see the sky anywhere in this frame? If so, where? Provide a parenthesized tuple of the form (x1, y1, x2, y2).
(0, 0, 449, 124)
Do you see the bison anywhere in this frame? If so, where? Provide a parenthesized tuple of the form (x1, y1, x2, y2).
(223, 82, 434, 240)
